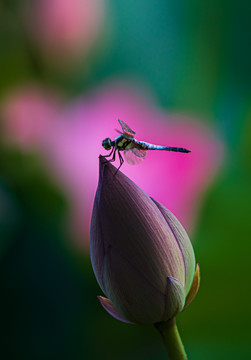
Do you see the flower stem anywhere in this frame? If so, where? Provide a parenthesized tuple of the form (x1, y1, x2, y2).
(154, 317, 187, 360)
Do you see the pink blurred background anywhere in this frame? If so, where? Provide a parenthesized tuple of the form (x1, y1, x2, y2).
(1, 80, 224, 248)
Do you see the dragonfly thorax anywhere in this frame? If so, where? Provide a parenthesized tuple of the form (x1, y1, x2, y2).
(115, 135, 133, 150)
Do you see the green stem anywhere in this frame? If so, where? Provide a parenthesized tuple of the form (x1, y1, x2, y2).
(154, 317, 187, 360)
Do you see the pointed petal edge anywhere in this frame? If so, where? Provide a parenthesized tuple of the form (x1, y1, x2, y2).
(98, 296, 134, 324)
(163, 276, 186, 321)
(183, 263, 201, 310)
(150, 197, 195, 294)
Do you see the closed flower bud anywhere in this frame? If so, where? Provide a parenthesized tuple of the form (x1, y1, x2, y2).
(90, 156, 200, 325)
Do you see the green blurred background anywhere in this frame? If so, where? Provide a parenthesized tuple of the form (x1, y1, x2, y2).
(1, 0, 251, 359)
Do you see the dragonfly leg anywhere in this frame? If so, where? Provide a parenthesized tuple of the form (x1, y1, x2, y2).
(103, 147, 117, 166)
(118, 151, 124, 169)
(114, 151, 124, 176)
(109, 148, 117, 163)
(103, 147, 115, 159)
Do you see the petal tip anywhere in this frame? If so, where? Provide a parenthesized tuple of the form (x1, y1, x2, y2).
(163, 276, 186, 321)
(183, 263, 201, 310)
(98, 296, 134, 324)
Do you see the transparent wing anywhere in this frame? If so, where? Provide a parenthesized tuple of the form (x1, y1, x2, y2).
(115, 131, 135, 142)
(118, 119, 136, 137)
(132, 148, 148, 158)
(115, 129, 123, 135)
(124, 148, 147, 165)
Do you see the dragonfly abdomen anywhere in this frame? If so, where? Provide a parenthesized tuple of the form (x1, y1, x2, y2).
(163, 146, 191, 153)
(141, 142, 191, 153)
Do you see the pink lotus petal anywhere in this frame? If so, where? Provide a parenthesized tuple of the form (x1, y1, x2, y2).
(98, 296, 133, 324)
(183, 263, 201, 310)
(163, 277, 186, 321)
(150, 198, 196, 294)
(91, 158, 194, 324)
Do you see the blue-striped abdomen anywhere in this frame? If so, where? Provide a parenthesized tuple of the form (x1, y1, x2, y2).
(137, 141, 191, 153)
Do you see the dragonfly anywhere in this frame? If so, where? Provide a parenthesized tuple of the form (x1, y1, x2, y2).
(102, 119, 191, 172)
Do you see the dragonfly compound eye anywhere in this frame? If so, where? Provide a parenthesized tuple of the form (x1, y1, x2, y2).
(102, 138, 112, 150)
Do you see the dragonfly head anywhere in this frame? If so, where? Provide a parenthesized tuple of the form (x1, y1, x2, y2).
(102, 137, 112, 151)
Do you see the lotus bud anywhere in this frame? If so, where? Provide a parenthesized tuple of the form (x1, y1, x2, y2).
(90, 156, 200, 325)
